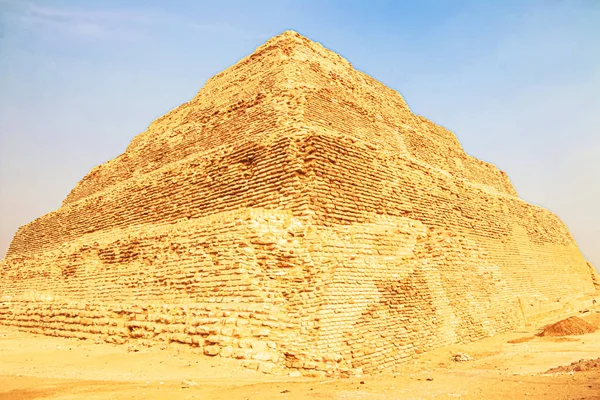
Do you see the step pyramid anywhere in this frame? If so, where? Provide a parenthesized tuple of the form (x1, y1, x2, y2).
(1, 30, 597, 375)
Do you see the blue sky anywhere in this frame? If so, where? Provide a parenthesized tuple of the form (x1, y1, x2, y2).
(0, 0, 598, 270)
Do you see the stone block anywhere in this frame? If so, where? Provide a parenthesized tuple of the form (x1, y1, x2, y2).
(203, 345, 220, 356)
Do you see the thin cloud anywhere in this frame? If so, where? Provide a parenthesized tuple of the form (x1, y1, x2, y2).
(6, 2, 265, 42)
(25, 3, 152, 24)
(19, 14, 106, 38)
(7, 1, 153, 40)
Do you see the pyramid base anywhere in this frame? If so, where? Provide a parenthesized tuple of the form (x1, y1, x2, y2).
(0, 208, 596, 375)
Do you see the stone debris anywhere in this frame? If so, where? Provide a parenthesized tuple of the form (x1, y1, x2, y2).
(126, 344, 140, 352)
(181, 379, 198, 388)
(545, 358, 600, 374)
(452, 353, 472, 362)
(0, 30, 597, 376)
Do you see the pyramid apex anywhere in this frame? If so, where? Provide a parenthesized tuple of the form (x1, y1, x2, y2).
(264, 29, 310, 47)
(254, 29, 350, 67)
(278, 29, 302, 37)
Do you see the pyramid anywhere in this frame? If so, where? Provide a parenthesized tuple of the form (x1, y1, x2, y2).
(1, 31, 597, 375)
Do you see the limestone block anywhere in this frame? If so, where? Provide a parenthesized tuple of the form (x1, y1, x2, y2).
(220, 345, 233, 358)
(203, 345, 220, 356)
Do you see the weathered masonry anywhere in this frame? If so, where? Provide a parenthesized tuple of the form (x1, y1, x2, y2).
(1, 31, 598, 376)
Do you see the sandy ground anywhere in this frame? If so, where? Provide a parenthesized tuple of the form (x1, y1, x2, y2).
(1, 311, 600, 400)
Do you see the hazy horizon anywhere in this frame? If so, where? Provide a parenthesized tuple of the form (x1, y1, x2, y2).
(0, 0, 598, 270)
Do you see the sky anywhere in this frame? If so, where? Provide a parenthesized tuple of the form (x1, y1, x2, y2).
(0, 0, 598, 270)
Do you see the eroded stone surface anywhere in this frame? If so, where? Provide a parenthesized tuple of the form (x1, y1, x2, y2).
(0, 30, 597, 376)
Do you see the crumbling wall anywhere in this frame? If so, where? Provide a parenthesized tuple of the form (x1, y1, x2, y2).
(301, 133, 592, 299)
(7, 135, 310, 257)
(63, 37, 306, 206)
(1, 210, 306, 373)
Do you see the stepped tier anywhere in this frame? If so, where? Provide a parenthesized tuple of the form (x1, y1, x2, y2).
(1, 31, 596, 376)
